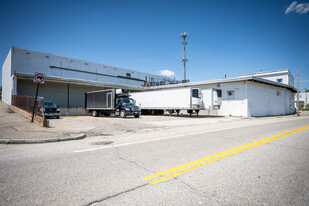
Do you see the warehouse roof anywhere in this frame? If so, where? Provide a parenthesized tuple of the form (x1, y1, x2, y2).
(238, 69, 291, 77)
(144, 76, 297, 93)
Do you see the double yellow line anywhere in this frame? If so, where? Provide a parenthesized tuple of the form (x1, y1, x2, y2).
(143, 125, 309, 185)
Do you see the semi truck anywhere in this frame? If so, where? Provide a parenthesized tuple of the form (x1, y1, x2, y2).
(131, 88, 203, 116)
(85, 89, 140, 118)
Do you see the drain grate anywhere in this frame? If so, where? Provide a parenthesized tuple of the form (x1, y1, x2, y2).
(92, 141, 113, 145)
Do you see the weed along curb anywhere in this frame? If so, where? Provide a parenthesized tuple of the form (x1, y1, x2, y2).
(0, 134, 86, 144)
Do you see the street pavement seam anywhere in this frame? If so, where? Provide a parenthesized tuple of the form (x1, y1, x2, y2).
(83, 184, 148, 206)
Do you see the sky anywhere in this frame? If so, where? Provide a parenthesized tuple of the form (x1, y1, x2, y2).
(0, 0, 309, 91)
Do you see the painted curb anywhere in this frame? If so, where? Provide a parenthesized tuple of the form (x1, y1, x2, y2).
(0, 134, 86, 144)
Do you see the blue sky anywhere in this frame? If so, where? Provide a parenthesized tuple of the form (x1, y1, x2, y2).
(0, 0, 309, 91)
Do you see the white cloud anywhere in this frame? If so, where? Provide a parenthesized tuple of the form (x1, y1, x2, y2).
(159, 70, 175, 77)
(285, 1, 309, 14)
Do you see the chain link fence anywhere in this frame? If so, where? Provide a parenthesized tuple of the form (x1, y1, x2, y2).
(12, 95, 44, 117)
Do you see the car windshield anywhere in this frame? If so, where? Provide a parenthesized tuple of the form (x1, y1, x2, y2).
(44, 102, 57, 107)
(121, 98, 135, 105)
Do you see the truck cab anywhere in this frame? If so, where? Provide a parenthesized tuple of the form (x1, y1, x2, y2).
(116, 97, 140, 118)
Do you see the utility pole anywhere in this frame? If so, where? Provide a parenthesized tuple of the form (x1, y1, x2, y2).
(297, 70, 300, 116)
(181, 32, 188, 83)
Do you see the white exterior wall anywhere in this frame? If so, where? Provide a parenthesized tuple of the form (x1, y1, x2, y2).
(185, 81, 294, 117)
(10, 47, 169, 87)
(289, 73, 294, 86)
(287, 91, 295, 113)
(260, 74, 289, 85)
(199, 82, 249, 117)
(1, 48, 13, 104)
(247, 81, 295, 116)
(238, 70, 294, 86)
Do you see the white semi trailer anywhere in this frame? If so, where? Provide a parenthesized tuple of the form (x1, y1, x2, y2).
(131, 88, 203, 116)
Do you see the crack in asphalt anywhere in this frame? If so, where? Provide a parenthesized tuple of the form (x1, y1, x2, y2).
(176, 178, 209, 199)
(83, 147, 157, 206)
(83, 183, 148, 206)
(115, 147, 157, 174)
(268, 142, 309, 152)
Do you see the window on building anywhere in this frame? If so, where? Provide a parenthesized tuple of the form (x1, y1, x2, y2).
(227, 91, 235, 100)
(151, 77, 154, 82)
(277, 78, 283, 83)
(126, 73, 131, 78)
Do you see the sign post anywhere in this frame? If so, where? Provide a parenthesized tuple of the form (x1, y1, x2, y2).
(31, 73, 45, 122)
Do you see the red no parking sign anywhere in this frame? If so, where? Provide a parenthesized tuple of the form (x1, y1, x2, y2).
(31, 72, 45, 123)
(33, 73, 45, 84)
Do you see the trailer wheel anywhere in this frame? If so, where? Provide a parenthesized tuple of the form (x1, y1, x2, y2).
(195, 110, 200, 116)
(92, 110, 99, 117)
(167, 110, 175, 116)
(120, 110, 126, 118)
(187, 110, 193, 117)
(134, 114, 140, 118)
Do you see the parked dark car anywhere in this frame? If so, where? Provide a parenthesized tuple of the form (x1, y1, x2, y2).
(43, 101, 60, 118)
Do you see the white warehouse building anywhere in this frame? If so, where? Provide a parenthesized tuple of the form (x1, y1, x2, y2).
(1, 47, 297, 117)
(2, 47, 172, 107)
(142, 69, 296, 117)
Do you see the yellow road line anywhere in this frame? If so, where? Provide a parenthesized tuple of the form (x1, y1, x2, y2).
(144, 125, 309, 185)
(143, 126, 308, 181)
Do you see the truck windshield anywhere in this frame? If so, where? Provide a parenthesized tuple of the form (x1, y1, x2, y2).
(121, 98, 135, 105)
(44, 102, 57, 107)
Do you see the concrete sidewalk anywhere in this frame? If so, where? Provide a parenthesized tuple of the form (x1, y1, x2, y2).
(0, 101, 86, 143)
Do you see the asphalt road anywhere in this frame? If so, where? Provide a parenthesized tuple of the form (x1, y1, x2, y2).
(1, 115, 309, 205)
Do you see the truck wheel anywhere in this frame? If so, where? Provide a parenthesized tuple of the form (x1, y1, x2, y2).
(92, 110, 99, 117)
(120, 110, 126, 118)
(134, 115, 140, 118)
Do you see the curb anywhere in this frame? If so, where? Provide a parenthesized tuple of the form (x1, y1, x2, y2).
(9, 105, 49, 127)
(0, 134, 86, 144)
